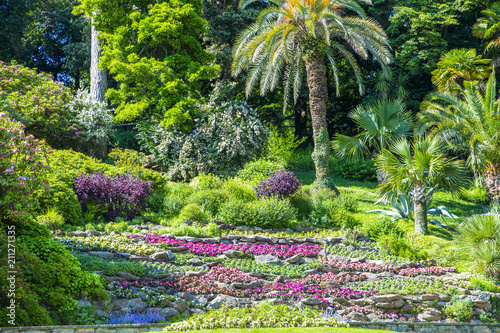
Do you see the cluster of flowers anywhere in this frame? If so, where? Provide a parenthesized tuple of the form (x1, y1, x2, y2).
(133, 234, 321, 258)
(108, 310, 166, 324)
(322, 260, 397, 273)
(398, 266, 456, 277)
(208, 265, 257, 283)
(113, 280, 177, 289)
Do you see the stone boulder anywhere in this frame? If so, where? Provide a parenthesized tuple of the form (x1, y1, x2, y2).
(255, 255, 282, 265)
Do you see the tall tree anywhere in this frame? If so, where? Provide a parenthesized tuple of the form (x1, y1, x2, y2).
(473, 1, 500, 68)
(90, 17, 107, 102)
(232, 0, 391, 192)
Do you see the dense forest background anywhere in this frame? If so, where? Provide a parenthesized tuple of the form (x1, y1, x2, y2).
(1, 0, 496, 145)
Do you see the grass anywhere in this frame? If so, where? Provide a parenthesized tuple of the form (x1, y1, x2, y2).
(152, 328, 389, 333)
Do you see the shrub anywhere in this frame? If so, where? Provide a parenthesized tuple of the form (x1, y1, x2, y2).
(138, 100, 269, 181)
(36, 208, 65, 231)
(330, 157, 377, 182)
(0, 114, 51, 230)
(443, 296, 474, 322)
(363, 217, 403, 240)
(189, 173, 223, 191)
(221, 178, 256, 202)
(237, 159, 284, 185)
(147, 191, 167, 213)
(67, 89, 114, 142)
(178, 203, 207, 222)
(287, 147, 315, 170)
(289, 191, 314, 221)
(255, 169, 302, 199)
(306, 191, 358, 229)
(108, 148, 146, 168)
(36, 176, 83, 224)
(336, 194, 359, 213)
(0, 61, 83, 149)
(266, 125, 307, 167)
(74, 172, 152, 220)
(188, 189, 229, 217)
(219, 198, 297, 228)
(378, 234, 417, 260)
(458, 185, 489, 204)
(163, 183, 194, 215)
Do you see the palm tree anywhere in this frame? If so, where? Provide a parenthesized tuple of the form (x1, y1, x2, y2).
(376, 136, 466, 235)
(419, 75, 500, 204)
(473, 2, 500, 68)
(431, 48, 491, 94)
(331, 98, 413, 161)
(232, 0, 392, 192)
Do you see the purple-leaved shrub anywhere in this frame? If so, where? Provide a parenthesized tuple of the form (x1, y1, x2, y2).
(74, 171, 152, 220)
(255, 169, 301, 199)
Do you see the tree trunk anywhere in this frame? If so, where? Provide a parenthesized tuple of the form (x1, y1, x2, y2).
(90, 16, 108, 160)
(484, 161, 500, 206)
(412, 185, 428, 235)
(305, 54, 338, 195)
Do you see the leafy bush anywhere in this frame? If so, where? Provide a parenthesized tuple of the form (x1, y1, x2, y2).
(219, 197, 297, 228)
(36, 208, 65, 231)
(287, 147, 315, 170)
(165, 302, 347, 331)
(0, 114, 51, 230)
(443, 296, 474, 322)
(306, 190, 358, 229)
(108, 148, 146, 168)
(237, 159, 284, 185)
(189, 173, 223, 191)
(188, 189, 229, 217)
(163, 183, 194, 215)
(330, 157, 377, 182)
(266, 125, 307, 167)
(458, 185, 489, 204)
(36, 176, 83, 224)
(138, 100, 269, 181)
(255, 169, 302, 199)
(363, 217, 403, 240)
(74, 171, 152, 220)
(378, 234, 418, 260)
(0, 61, 83, 149)
(178, 203, 207, 222)
(67, 89, 114, 141)
(336, 194, 359, 213)
(221, 177, 256, 202)
(289, 191, 314, 221)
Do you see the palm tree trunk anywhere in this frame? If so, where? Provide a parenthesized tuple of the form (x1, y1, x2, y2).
(305, 54, 338, 195)
(411, 185, 428, 235)
(484, 161, 500, 206)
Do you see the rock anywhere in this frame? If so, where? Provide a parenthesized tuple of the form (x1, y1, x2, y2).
(175, 292, 195, 302)
(117, 272, 139, 281)
(86, 229, 98, 237)
(150, 250, 175, 261)
(421, 294, 439, 301)
(224, 250, 244, 258)
(371, 294, 403, 303)
(113, 298, 129, 309)
(273, 275, 285, 284)
(129, 297, 148, 311)
(301, 297, 321, 306)
(129, 254, 149, 261)
(250, 281, 262, 289)
(375, 299, 404, 309)
(195, 295, 210, 306)
(188, 258, 203, 266)
(169, 246, 188, 253)
(110, 231, 121, 235)
(235, 226, 253, 231)
(189, 308, 206, 314)
(255, 255, 282, 265)
(74, 230, 86, 237)
(104, 276, 126, 283)
(160, 307, 180, 318)
(78, 300, 92, 307)
(207, 295, 240, 309)
(285, 254, 303, 264)
(172, 300, 188, 313)
(347, 312, 368, 322)
(401, 304, 415, 313)
(417, 309, 441, 322)
(185, 271, 208, 277)
(304, 269, 319, 276)
(232, 283, 253, 290)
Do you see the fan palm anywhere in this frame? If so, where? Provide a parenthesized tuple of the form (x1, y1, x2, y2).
(376, 136, 466, 235)
(331, 98, 413, 159)
(419, 75, 500, 204)
(232, 0, 392, 191)
(431, 48, 491, 95)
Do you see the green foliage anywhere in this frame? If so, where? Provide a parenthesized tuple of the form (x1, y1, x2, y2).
(237, 159, 284, 185)
(36, 208, 65, 231)
(51, 305, 103, 325)
(287, 148, 315, 170)
(458, 185, 489, 204)
(305, 189, 359, 229)
(178, 203, 207, 222)
(36, 176, 83, 224)
(221, 178, 257, 202)
(188, 189, 229, 217)
(189, 173, 223, 191)
(0, 61, 82, 149)
(74, 0, 219, 127)
(75, 254, 146, 277)
(108, 148, 146, 169)
(267, 125, 307, 167)
(163, 183, 194, 215)
(219, 198, 297, 228)
(289, 191, 314, 221)
(363, 217, 404, 240)
(330, 157, 377, 182)
(378, 234, 419, 260)
(443, 296, 474, 322)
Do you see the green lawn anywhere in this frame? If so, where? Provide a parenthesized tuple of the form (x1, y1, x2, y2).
(152, 328, 389, 333)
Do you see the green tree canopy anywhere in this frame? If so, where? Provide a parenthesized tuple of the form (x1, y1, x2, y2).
(74, 0, 220, 130)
